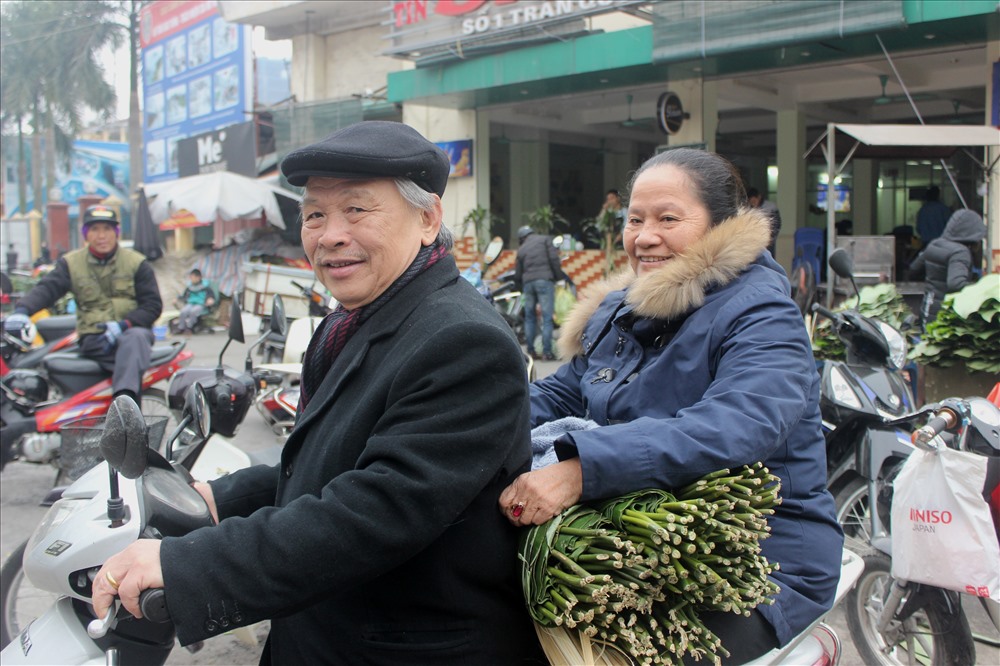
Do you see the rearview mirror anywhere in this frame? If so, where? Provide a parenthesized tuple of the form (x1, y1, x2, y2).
(483, 236, 504, 265)
(228, 298, 245, 344)
(271, 295, 288, 337)
(828, 248, 855, 280)
(184, 382, 211, 440)
(100, 396, 150, 479)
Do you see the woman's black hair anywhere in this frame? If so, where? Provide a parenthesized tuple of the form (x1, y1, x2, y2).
(627, 148, 746, 226)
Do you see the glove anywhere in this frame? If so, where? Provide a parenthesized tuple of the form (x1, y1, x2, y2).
(3, 311, 30, 334)
(102, 320, 124, 348)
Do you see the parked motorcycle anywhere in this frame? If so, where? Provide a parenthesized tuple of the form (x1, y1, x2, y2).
(811, 248, 915, 539)
(489, 267, 525, 343)
(0, 324, 192, 482)
(0, 315, 78, 377)
(0, 297, 288, 654)
(259, 280, 332, 364)
(845, 394, 1000, 665)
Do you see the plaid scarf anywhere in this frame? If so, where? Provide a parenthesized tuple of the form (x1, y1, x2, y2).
(299, 240, 449, 408)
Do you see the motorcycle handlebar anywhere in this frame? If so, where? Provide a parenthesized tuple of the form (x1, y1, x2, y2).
(139, 588, 171, 623)
(910, 408, 958, 451)
(810, 302, 838, 321)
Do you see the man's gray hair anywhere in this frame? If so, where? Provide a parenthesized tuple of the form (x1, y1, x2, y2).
(394, 178, 454, 249)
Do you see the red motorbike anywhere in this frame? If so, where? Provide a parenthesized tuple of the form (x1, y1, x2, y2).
(0, 314, 79, 377)
(0, 326, 192, 482)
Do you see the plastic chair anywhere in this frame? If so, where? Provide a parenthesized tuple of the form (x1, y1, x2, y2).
(793, 228, 825, 284)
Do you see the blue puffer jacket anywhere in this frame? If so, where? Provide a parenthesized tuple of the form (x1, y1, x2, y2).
(533, 209, 843, 646)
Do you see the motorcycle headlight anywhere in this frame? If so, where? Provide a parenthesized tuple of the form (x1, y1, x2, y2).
(876, 321, 907, 371)
(829, 365, 862, 410)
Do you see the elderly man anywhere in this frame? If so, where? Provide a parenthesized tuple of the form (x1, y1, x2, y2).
(93, 122, 542, 665)
(4, 205, 161, 401)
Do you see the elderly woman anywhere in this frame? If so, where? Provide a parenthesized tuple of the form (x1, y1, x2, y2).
(93, 122, 543, 664)
(501, 148, 842, 663)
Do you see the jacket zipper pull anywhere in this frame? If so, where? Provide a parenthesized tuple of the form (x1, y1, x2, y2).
(615, 334, 624, 356)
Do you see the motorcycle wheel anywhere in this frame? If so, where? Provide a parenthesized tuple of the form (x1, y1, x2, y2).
(847, 549, 975, 666)
(834, 477, 872, 542)
(0, 539, 57, 649)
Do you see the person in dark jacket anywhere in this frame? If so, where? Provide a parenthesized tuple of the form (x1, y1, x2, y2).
(499, 148, 842, 663)
(3, 206, 161, 400)
(908, 208, 986, 327)
(93, 121, 543, 665)
(915, 185, 952, 247)
(515, 225, 566, 360)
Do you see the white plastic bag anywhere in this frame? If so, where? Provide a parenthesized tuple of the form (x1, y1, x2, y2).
(891, 447, 1000, 602)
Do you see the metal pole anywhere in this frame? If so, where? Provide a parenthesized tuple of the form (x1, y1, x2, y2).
(826, 123, 837, 307)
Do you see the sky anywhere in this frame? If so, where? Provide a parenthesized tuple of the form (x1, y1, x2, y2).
(98, 26, 291, 121)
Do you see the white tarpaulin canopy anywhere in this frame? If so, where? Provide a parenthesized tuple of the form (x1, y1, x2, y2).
(142, 171, 301, 229)
(835, 124, 999, 148)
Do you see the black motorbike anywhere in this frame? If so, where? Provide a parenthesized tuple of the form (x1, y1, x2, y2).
(811, 248, 916, 540)
(845, 395, 1000, 665)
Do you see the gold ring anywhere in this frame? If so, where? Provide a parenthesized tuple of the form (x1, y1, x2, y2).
(105, 571, 120, 591)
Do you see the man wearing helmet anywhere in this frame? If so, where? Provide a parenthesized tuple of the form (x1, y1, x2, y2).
(514, 225, 566, 361)
(3, 205, 162, 401)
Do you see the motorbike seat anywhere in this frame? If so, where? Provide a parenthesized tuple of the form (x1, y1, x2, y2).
(34, 315, 77, 342)
(10, 344, 58, 370)
(43, 342, 184, 376)
(44, 353, 104, 376)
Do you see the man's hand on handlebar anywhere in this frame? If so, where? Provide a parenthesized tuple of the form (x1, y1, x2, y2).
(93, 540, 164, 621)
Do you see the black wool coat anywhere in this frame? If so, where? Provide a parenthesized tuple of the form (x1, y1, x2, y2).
(160, 257, 544, 665)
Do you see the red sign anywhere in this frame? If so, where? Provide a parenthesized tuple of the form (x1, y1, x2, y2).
(139, 0, 218, 48)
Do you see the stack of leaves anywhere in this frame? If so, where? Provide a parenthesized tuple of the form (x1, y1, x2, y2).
(520, 463, 781, 665)
(909, 274, 1000, 373)
(811, 283, 912, 361)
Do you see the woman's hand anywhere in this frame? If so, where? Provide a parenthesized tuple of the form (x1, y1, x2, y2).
(92, 540, 164, 620)
(499, 458, 583, 525)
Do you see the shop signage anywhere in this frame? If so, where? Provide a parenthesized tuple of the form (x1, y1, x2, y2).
(139, 0, 253, 184)
(386, 0, 645, 59)
(656, 92, 688, 135)
(177, 122, 256, 177)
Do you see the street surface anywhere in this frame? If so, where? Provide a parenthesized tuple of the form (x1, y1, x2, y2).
(1, 331, 997, 664)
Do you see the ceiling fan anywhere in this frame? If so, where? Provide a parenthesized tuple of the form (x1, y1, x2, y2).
(619, 94, 655, 129)
(873, 74, 936, 106)
(620, 94, 639, 127)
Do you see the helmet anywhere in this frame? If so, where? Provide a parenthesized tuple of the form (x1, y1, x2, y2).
(82, 205, 119, 226)
(2, 370, 49, 403)
(517, 226, 534, 241)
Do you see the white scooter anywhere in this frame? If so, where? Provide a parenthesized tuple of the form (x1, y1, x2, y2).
(0, 298, 288, 656)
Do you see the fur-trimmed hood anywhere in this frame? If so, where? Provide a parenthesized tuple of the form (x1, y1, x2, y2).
(558, 208, 773, 358)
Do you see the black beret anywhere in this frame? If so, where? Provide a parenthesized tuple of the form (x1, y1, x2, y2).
(280, 121, 451, 197)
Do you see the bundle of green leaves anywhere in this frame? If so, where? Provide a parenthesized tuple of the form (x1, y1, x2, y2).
(520, 463, 781, 665)
(909, 274, 1000, 373)
(811, 283, 912, 361)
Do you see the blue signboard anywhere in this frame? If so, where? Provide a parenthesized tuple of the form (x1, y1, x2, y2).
(140, 1, 252, 183)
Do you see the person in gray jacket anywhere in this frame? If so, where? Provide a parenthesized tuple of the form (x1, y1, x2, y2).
(515, 225, 567, 360)
(908, 208, 986, 328)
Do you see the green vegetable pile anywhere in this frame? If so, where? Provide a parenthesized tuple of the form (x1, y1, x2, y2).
(520, 463, 781, 665)
(811, 283, 911, 361)
(909, 274, 1000, 373)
